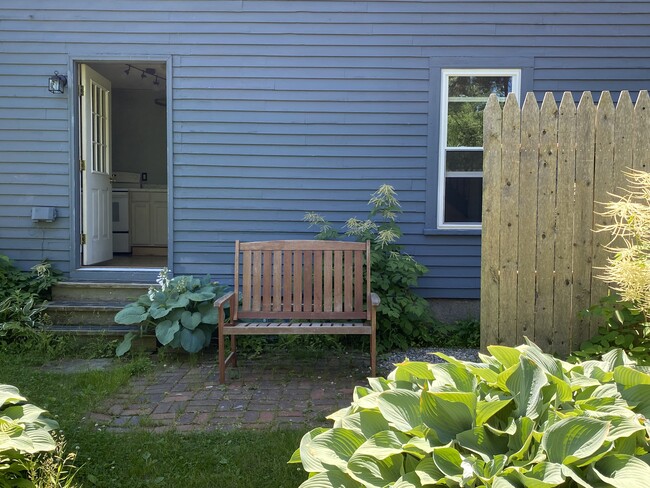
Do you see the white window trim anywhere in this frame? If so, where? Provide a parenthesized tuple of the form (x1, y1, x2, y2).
(437, 68, 521, 229)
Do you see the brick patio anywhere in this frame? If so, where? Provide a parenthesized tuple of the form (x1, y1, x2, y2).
(87, 351, 373, 432)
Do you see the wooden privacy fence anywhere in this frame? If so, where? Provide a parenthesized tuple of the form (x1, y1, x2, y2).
(481, 90, 650, 357)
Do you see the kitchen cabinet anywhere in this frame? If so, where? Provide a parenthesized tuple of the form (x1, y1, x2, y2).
(130, 189, 167, 246)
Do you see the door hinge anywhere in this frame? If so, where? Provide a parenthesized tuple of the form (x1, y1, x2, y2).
(79, 85, 84, 97)
(81, 234, 86, 245)
(80, 159, 86, 171)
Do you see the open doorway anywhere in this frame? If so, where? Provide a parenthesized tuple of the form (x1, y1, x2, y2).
(78, 61, 168, 268)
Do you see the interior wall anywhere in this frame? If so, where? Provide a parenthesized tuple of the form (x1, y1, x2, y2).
(112, 89, 167, 186)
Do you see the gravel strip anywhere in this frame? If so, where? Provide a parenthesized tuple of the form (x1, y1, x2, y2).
(378, 347, 479, 376)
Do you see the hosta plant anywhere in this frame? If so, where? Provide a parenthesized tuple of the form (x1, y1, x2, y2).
(0, 384, 60, 484)
(290, 340, 650, 487)
(114, 268, 229, 356)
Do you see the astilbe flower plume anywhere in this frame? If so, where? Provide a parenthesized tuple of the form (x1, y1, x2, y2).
(598, 169, 650, 316)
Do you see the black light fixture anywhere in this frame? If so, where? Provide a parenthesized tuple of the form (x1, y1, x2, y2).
(48, 71, 67, 94)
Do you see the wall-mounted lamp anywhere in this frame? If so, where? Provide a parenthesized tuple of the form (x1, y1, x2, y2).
(48, 71, 67, 94)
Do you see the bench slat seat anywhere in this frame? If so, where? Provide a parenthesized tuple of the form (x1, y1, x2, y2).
(215, 240, 378, 383)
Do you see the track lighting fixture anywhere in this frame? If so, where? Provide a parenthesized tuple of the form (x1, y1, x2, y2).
(122, 64, 165, 88)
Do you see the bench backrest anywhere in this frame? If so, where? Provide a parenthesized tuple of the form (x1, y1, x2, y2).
(233, 240, 371, 321)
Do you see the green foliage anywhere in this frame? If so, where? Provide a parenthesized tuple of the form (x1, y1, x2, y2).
(305, 185, 436, 352)
(571, 295, 650, 365)
(0, 255, 60, 348)
(0, 384, 70, 487)
(114, 268, 229, 356)
(291, 340, 650, 487)
(427, 319, 480, 349)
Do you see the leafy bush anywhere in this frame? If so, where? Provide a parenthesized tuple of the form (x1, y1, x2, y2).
(426, 319, 480, 349)
(114, 268, 229, 356)
(305, 185, 436, 351)
(290, 340, 650, 487)
(0, 384, 76, 486)
(0, 255, 60, 348)
(572, 295, 650, 365)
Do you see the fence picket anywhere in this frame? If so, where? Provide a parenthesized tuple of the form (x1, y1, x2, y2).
(591, 92, 616, 334)
(553, 92, 577, 357)
(634, 90, 650, 171)
(516, 92, 539, 345)
(534, 93, 559, 349)
(498, 94, 521, 344)
(572, 92, 596, 350)
(480, 94, 503, 351)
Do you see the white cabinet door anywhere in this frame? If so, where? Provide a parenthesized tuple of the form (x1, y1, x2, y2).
(150, 192, 168, 246)
(129, 190, 167, 247)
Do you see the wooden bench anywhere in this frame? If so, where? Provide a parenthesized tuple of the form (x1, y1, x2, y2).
(215, 240, 379, 383)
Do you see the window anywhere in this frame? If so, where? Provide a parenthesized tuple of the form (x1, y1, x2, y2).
(438, 69, 520, 229)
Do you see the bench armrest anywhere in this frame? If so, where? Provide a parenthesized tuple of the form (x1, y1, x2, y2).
(214, 291, 236, 309)
(370, 292, 381, 308)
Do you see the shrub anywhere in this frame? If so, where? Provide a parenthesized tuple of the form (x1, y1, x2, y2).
(290, 340, 650, 487)
(572, 295, 650, 365)
(114, 268, 229, 356)
(0, 384, 80, 487)
(305, 185, 436, 351)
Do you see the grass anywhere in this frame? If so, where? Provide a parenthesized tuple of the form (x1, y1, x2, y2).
(0, 346, 306, 488)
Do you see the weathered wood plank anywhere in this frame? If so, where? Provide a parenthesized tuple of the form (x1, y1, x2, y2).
(480, 94, 502, 351)
(354, 250, 363, 312)
(303, 250, 313, 312)
(614, 91, 634, 192)
(252, 250, 262, 311)
(553, 92, 577, 357)
(333, 250, 343, 312)
(516, 92, 539, 345)
(323, 250, 333, 312)
(272, 250, 282, 312)
(498, 93, 520, 346)
(262, 250, 272, 312)
(591, 91, 616, 334)
(313, 250, 323, 313)
(634, 90, 650, 171)
(242, 249, 252, 311)
(535, 92, 558, 352)
(292, 251, 303, 312)
(572, 91, 596, 350)
(283, 249, 292, 312)
(343, 250, 353, 312)
(240, 240, 366, 251)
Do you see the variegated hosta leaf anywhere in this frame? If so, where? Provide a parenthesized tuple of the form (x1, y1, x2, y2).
(506, 417, 536, 462)
(340, 410, 390, 439)
(592, 453, 650, 487)
(347, 453, 403, 487)
(541, 417, 609, 464)
(476, 399, 512, 426)
(377, 390, 422, 433)
(620, 384, 650, 418)
(392, 471, 423, 488)
(429, 363, 477, 392)
(414, 457, 445, 485)
(431, 447, 466, 482)
(506, 357, 548, 420)
(353, 430, 410, 460)
(389, 361, 434, 381)
(456, 426, 509, 462)
(488, 345, 522, 369)
(420, 391, 476, 444)
(0, 384, 26, 407)
(298, 470, 362, 488)
(602, 349, 636, 370)
(520, 339, 566, 380)
(299, 428, 365, 473)
(614, 365, 650, 387)
(513, 461, 566, 487)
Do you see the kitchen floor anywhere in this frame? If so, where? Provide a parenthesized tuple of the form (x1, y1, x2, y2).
(95, 254, 167, 268)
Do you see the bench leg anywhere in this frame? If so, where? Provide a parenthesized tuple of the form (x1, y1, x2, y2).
(231, 335, 237, 367)
(218, 323, 226, 384)
(370, 331, 376, 376)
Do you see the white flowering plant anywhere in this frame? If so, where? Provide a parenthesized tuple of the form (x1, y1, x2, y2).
(305, 185, 435, 351)
(114, 268, 229, 356)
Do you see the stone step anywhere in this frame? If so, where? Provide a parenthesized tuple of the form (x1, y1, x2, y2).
(45, 300, 131, 326)
(45, 324, 157, 352)
(52, 282, 151, 302)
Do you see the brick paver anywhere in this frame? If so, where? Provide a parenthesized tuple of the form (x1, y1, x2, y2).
(89, 351, 371, 432)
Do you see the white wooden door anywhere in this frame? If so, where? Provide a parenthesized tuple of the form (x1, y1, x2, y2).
(80, 64, 112, 265)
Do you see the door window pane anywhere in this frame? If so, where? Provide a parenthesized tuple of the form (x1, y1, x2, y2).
(444, 177, 483, 223)
(446, 150, 483, 172)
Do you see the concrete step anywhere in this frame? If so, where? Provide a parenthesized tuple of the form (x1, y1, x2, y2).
(52, 282, 151, 302)
(45, 300, 130, 326)
(45, 324, 157, 352)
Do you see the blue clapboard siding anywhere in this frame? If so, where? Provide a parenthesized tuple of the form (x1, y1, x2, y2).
(1, 1, 649, 299)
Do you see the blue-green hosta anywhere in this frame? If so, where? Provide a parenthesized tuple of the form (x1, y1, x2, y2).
(114, 268, 229, 356)
(290, 340, 650, 487)
(1, 384, 59, 482)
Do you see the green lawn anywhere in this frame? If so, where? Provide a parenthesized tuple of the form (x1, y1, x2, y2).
(0, 350, 307, 488)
